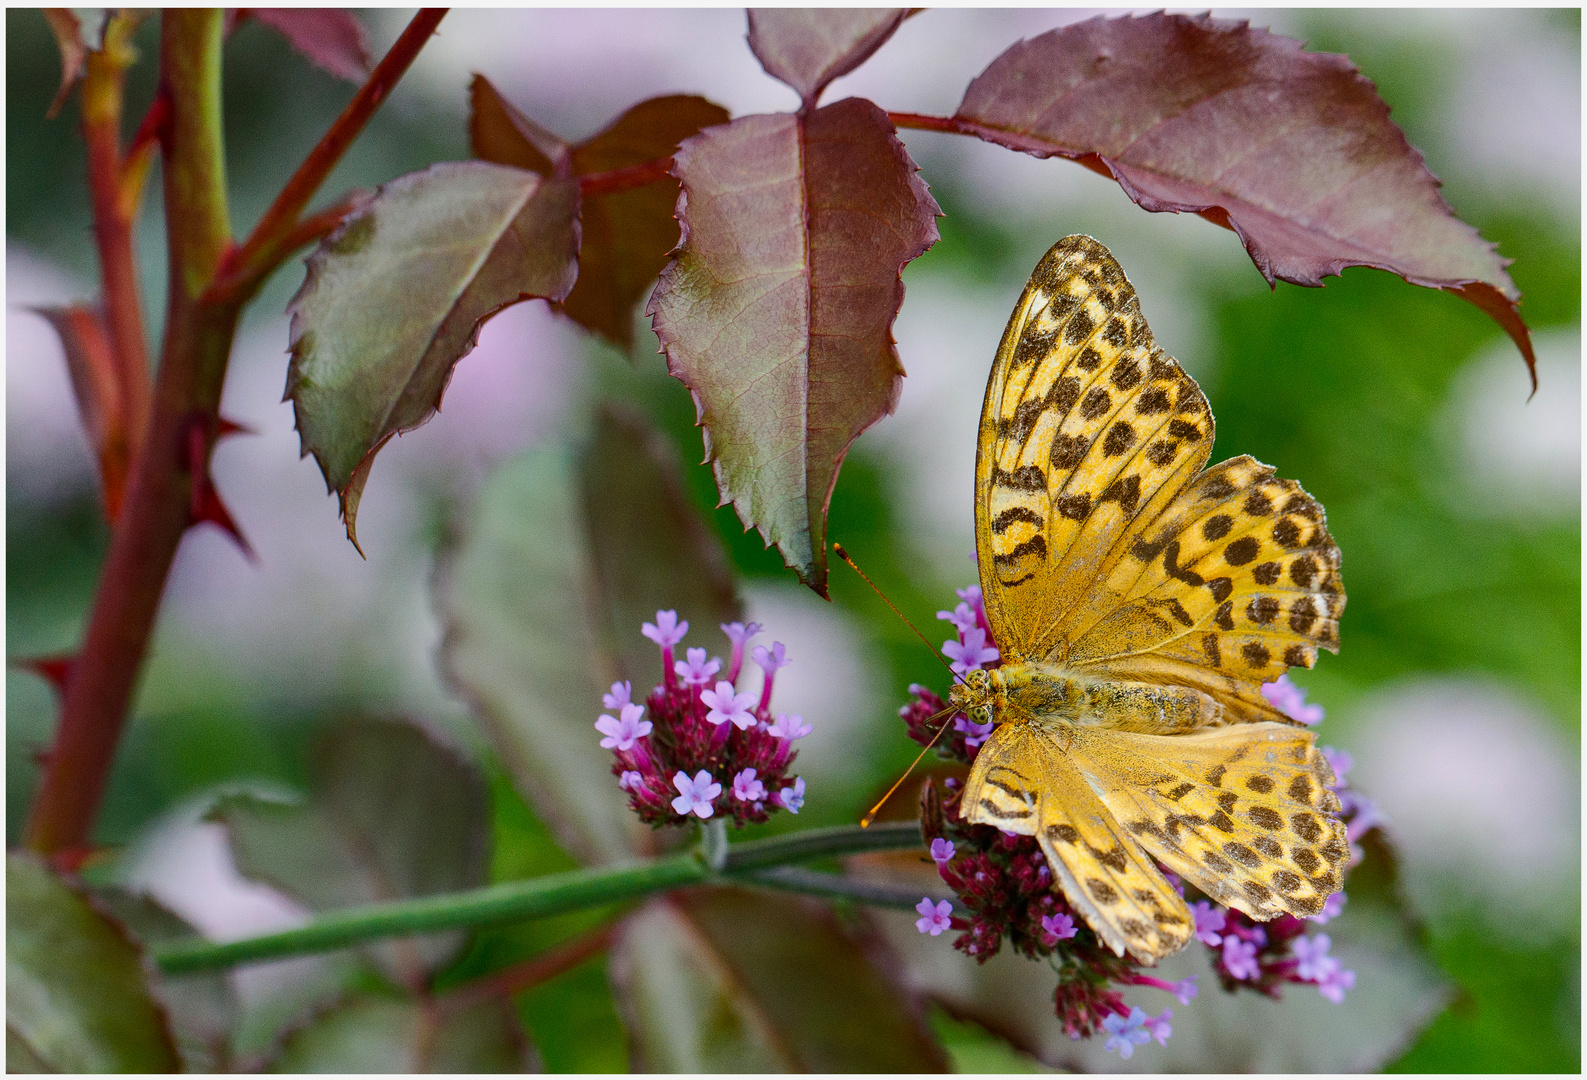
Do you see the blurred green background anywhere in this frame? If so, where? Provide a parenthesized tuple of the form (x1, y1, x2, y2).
(7, 9, 1579, 1072)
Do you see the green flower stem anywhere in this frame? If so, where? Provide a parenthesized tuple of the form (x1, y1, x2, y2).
(153, 822, 927, 975)
(722, 821, 922, 872)
(739, 866, 959, 914)
(155, 852, 707, 976)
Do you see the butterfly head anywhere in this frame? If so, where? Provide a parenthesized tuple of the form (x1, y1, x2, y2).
(948, 668, 994, 727)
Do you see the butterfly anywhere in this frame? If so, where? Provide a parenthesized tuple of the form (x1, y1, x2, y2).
(948, 236, 1349, 964)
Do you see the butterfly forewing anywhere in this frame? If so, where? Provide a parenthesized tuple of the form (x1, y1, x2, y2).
(975, 236, 1214, 664)
(962, 720, 1194, 963)
(1067, 724, 1350, 920)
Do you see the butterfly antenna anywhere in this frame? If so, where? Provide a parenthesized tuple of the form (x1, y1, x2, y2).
(832, 542, 964, 686)
(859, 704, 958, 828)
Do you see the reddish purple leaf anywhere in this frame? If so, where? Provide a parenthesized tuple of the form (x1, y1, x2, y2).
(952, 12, 1535, 386)
(243, 9, 370, 82)
(32, 305, 129, 519)
(469, 74, 569, 178)
(648, 98, 940, 595)
(747, 8, 910, 109)
(471, 82, 731, 348)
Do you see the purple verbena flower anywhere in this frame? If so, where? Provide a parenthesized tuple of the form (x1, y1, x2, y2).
(1291, 933, 1339, 982)
(731, 768, 766, 803)
(915, 897, 954, 936)
(596, 702, 652, 751)
(701, 680, 757, 730)
(1262, 673, 1325, 724)
(943, 626, 999, 676)
(938, 602, 979, 637)
(778, 776, 805, 814)
(674, 647, 722, 687)
(670, 770, 721, 818)
(1308, 891, 1347, 924)
(956, 584, 987, 630)
(1222, 937, 1261, 981)
(1169, 976, 1198, 1005)
(753, 641, 791, 710)
(602, 680, 632, 711)
(954, 714, 995, 750)
(930, 838, 956, 866)
(1143, 1007, 1173, 1047)
(643, 610, 688, 688)
(1040, 912, 1077, 945)
(1322, 745, 1354, 784)
(720, 621, 762, 684)
(1316, 964, 1356, 1004)
(768, 712, 812, 740)
(618, 769, 643, 792)
(1192, 900, 1226, 946)
(1102, 1007, 1151, 1059)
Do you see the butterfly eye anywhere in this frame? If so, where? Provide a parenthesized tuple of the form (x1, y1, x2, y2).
(973, 704, 993, 726)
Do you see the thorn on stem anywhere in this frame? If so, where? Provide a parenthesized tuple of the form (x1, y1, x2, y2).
(184, 415, 257, 562)
(13, 654, 76, 697)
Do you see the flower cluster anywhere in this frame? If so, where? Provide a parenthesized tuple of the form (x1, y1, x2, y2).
(903, 580, 1373, 1054)
(598, 612, 809, 827)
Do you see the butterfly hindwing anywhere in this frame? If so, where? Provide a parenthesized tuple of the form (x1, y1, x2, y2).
(1068, 724, 1349, 920)
(1069, 456, 1345, 723)
(961, 719, 1193, 963)
(976, 236, 1214, 664)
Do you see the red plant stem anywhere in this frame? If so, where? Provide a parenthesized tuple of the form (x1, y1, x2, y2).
(80, 17, 153, 511)
(579, 156, 675, 197)
(26, 10, 234, 855)
(203, 195, 363, 308)
(886, 110, 972, 135)
(24, 9, 447, 856)
(437, 921, 619, 1015)
(225, 8, 447, 294)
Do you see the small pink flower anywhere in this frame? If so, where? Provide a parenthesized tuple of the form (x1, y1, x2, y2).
(1222, 937, 1261, 981)
(943, 626, 999, 675)
(670, 770, 721, 818)
(1316, 965, 1356, 1003)
(1191, 900, 1226, 946)
(617, 770, 644, 792)
(720, 621, 763, 683)
(778, 776, 805, 813)
(1308, 891, 1347, 924)
(1291, 933, 1339, 982)
(596, 703, 651, 751)
(1040, 912, 1077, 945)
(915, 897, 953, 936)
(752, 641, 791, 674)
(1169, 976, 1198, 1005)
(701, 680, 757, 730)
(937, 602, 978, 636)
(675, 647, 722, 687)
(1262, 673, 1324, 724)
(602, 680, 632, 711)
(731, 768, 766, 803)
(768, 713, 811, 739)
(954, 714, 994, 749)
(1143, 1007, 1173, 1047)
(929, 838, 955, 866)
(1102, 1008, 1150, 1059)
(642, 610, 688, 648)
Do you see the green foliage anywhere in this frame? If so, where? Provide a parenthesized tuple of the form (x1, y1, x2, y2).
(6, 853, 180, 1072)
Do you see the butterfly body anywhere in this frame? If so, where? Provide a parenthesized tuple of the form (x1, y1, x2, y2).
(954, 235, 1349, 964)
